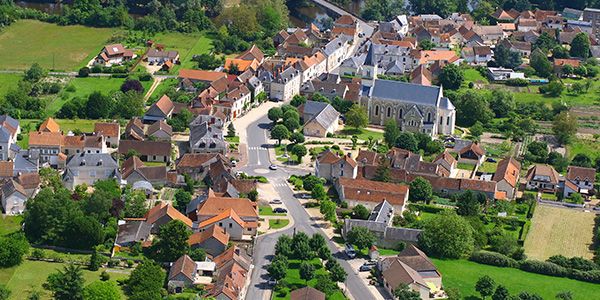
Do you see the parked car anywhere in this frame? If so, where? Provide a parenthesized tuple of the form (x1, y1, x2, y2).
(268, 278, 277, 286)
(269, 164, 278, 170)
(273, 207, 288, 213)
(149, 61, 154, 66)
(364, 259, 377, 266)
(270, 199, 282, 204)
(300, 193, 311, 199)
(359, 265, 373, 272)
(486, 158, 497, 163)
(345, 243, 356, 258)
(231, 161, 237, 167)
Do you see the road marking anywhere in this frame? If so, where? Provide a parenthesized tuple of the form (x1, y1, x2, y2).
(272, 183, 288, 187)
(249, 146, 268, 150)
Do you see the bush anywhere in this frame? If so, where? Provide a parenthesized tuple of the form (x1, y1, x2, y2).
(100, 270, 110, 281)
(30, 248, 45, 259)
(567, 269, 600, 284)
(407, 203, 450, 214)
(126, 260, 135, 267)
(506, 78, 529, 86)
(108, 259, 120, 267)
(78, 67, 90, 77)
(138, 73, 153, 81)
(520, 260, 567, 277)
(470, 251, 518, 268)
(340, 202, 348, 209)
(116, 278, 128, 286)
(527, 202, 536, 219)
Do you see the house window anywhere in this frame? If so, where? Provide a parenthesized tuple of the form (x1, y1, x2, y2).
(341, 170, 344, 176)
(341, 163, 344, 168)
(440, 116, 443, 125)
(229, 223, 232, 228)
(73, 170, 79, 176)
(153, 156, 157, 160)
(90, 170, 95, 177)
(219, 222, 223, 227)
(248, 228, 252, 231)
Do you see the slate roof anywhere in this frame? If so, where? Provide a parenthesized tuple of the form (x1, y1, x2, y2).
(65, 152, 119, 168)
(0, 115, 19, 133)
(115, 221, 152, 245)
(369, 80, 442, 107)
(299, 100, 329, 117)
(2, 179, 26, 197)
(382, 260, 428, 290)
(118, 140, 172, 157)
(0, 126, 12, 143)
(306, 104, 340, 129)
(369, 200, 394, 223)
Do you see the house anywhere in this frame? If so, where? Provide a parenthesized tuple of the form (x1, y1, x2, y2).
(290, 287, 326, 300)
(472, 25, 504, 43)
(178, 69, 227, 92)
(94, 44, 134, 66)
(94, 122, 120, 147)
(273, 29, 290, 47)
(461, 46, 493, 63)
(458, 141, 485, 165)
(433, 150, 456, 177)
(13, 150, 39, 176)
(563, 165, 596, 198)
(378, 245, 443, 299)
(188, 224, 229, 257)
(176, 153, 231, 182)
(114, 221, 151, 250)
(195, 208, 257, 239)
(62, 153, 121, 190)
(302, 104, 340, 138)
(28, 131, 62, 163)
(125, 118, 145, 140)
(118, 140, 172, 163)
(525, 164, 560, 192)
(335, 177, 409, 212)
(61, 135, 107, 156)
(315, 149, 357, 181)
(500, 39, 531, 56)
(566, 20, 593, 34)
(259, 65, 302, 101)
(546, 15, 564, 29)
(148, 49, 179, 64)
(492, 157, 521, 199)
(563, 8, 583, 19)
(189, 115, 227, 154)
(300, 80, 348, 102)
(410, 64, 432, 86)
(39, 117, 60, 133)
(369, 246, 380, 260)
(144, 95, 175, 123)
(168, 254, 215, 290)
(559, 27, 583, 44)
(147, 120, 172, 141)
(0, 161, 12, 180)
(553, 58, 580, 74)
(583, 7, 600, 35)
(487, 67, 525, 82)
(191, 196, 259, 225)
(145, 202, 194, 234)
(206, 247, 249, 300)
(0, 126, 15, 162)
(121, 155, 168, 185)
(212, 177, 257, 198)
(517, 18, 539, 32)
(1, 179, 27, 215)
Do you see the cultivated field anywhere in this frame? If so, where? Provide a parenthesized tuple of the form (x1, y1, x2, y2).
(0, 20, 116, 71)
(524, 205, 596, 261)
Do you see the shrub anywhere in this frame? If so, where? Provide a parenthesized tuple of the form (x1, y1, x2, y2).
(340, 202, 348, 209)
(65, 84, 76, 92)
(567, 269, 600, 284)
(520, 260, 567, 277)
(116, 277, 128, 285)
(138, 73, 153, 81)
(108, 259, 120, 267)
(506, 78, 529, 86)
(31, 248, 45, 259)
(470, 251, 518, 268)
(100, 270, 110, 281)
(126, 260, 135, 268)
(407, 203, 450, 214)
(332, 145, 340, 150)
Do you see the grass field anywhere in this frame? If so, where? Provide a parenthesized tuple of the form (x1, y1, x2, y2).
(566, 139, 600, 160)
(1, 260, 131, 300)
(149, 31, 216, 73)
(269, 219, 290, 229)
(463, 69, 488, 84)
(340, 127, 384, 142)
(0, 20, 116, 71)
(432, 258, 600, 300)
(259, 206, 287, 216)
(524, 205, 596, 261)
(0, 215, 23, 237)
(273, 258, 346, 300)
(478, 161, 498, 173)
(0, 73, 25, 97)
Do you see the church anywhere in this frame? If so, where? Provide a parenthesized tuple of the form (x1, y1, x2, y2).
(358, 45, 456, 137)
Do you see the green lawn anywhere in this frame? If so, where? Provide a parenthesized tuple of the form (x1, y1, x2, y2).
(340, 127, 384, 142)
(273, 258, 346, 300)
(269, 219, 290, 229)
(478, 161, 498, 173)
(0, 20, 116, 71)
(456, 163, 476, 171)
(0, 73, 25, 97)
(0, 215, 23, 237)
(259, 206, 287, 216)
(148, 78, 178, 102)
(149, 31, 216, 73)
(463, 69, 488, 83)
(226, 136, 240, 143)
(431, 258, 600, 300)
(2, 260, 132, 300)
(566, 139, 600, 160)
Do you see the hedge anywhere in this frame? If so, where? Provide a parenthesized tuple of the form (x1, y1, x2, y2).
(567, 269, 600, 284)
(519, 260, 567, 277)
(518, 221, 530, 244)
(470, 251, 518, 268)
(506, 78, 529, 86)
(407, 203, 452, 214)
(527, 202, 536, 219)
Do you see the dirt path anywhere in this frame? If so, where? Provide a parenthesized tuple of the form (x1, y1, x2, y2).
(144, 77, 163, 102)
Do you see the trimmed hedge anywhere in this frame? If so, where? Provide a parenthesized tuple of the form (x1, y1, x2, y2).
(567, 269, 600, 284)
(470, 251, 518, 268)
(520, 260, 567, 277)
(527, 202, 536, 219)
(407, 203, 452, 214)
(506, 78, 529, 86)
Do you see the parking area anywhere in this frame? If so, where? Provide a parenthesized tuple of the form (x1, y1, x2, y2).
(344, 255, 389, 300)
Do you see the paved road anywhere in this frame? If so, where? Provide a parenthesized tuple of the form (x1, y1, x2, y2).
(241, 111, 377, 300)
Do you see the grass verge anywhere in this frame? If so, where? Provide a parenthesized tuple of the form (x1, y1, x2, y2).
(269, 219, 290, 229)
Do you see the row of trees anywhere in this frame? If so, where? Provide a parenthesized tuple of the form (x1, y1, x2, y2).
(269, 105, 308, 163)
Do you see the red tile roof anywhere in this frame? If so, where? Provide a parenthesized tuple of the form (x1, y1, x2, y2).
(94, 122, 120, 137)
(39, 117, 60, 133)
(188, 224, 229, 246)
(179, 69, 227, 82)
(29, 131, 62, 147)
(145, 202, 193, 227)
(493, 157, 521, 188)
(338, 178, 409, 206)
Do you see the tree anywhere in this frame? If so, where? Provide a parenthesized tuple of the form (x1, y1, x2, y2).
(517, 292, 544, 300)
(312, 184, 326, 201)
(374, 155, 391, 182)
(86, 91, 112, 119)
(289, 132, 305, 144)
(45, 263, 85, 300)
(320, 199, 336, 222)
(455, 90, 494, 126)
(409, 0, 455, 18)
(83, 281, 120, 300)
(120, 79, 145, 94)
(384, 119, 400, 147)
(553, 45, 570, 59)
(291, 94, 307, 107)
(149, 219, 191, 262)
(78, 67, 90, 78)
(552, 111, 578, 145)
(126, 260, 164, 300)
(329, 265, 347, 282)
(409, 177, 433, 204)
(227, 123, 236, 137)
(561, 64, 574, 76)
(89, 248, 100, 271)
(310, 233, 326, 250)
(439, 64, 465, 90)
(283, 117, 299, 132)
(490, 88, 516, 118)
(470, 121, 484, 138)
(492, 285, 510, 300)
(346, 226, 375, 250)
(345, 104, 369, 130)
(419, 40, 433, 50)
(530, 52, 553, 78)
(319, 17, 334, 30)
(248, 190, 258, 201)
(545, 81, 565, 97)
(418, 211, 474, 258)
(25, 63, 44, 82)
(534, 31, 557, 51)
(174, 189, 192, 213)
(570, 32, 590, 58)
(574, 65, 588, 77)
(555, 291, 573, 300)
(291, 144, 307, 163)
(294, 241, 314, 261)
(0, 233, 30, 268)
(353, 204, 370, 220)
(314, 274, 337, 295)
(494, 44, 523, 69)
(271, 124, 289, 145)
(475, 275, 496, 300)
(456, 189, 481, 216)
(299, 261, 315, 284)
(189, 248, 207, 262)
(267, 259, 288, 281)
(393, 283, 421, 300)
(268, 107, 283, 123)
(114, 90, 145, 119)
(396, 132, 418, 152)
(571, 153, 593, 168)
(63, 216, 105, 250)
(0, 285, 9, 300)
(317, 245, 331, 260)
(275, 235, 292, 257)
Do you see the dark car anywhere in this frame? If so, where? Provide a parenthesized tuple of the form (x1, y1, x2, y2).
(486, 158, 498, 163)
(273, 207, 288, 213)
(359, 265, 373, 272)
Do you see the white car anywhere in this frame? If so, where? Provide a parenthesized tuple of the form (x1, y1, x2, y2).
(269, 164, 278, 170)
(268, 278, 277, 285)
(270, 199, 282, 204)
(345, 243, 356, 258)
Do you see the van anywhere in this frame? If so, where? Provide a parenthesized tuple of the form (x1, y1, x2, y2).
(345, 243, 356, 258)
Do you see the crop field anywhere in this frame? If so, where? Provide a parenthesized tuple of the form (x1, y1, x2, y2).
(0, 20, 116, 71)
(524, 205, 596, 261)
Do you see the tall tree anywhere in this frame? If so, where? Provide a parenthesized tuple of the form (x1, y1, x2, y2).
(86, 91, 112, 119)
(396, 132, 418, 152)
(374, 155, 391, 182)
(456, 190, 481, 216)
(492, 285, 511, 300)
(394, 283, 421, 300)
(494, 44, 523, 69)
(320, 198, 337, 222)
(570, 32, 590, 58)
(25, 62, 44, 82)
(455, 90, 494, 126)
(291, 144, 307, 163)
(149, 219, 191, 262)
(409, 0, 455, 18)
(268, 107, 283, 123)
(438, 64, 465, 90)
(534, 31, 557, 52)
(346, 226, 375, 250)
(475, 275, 496, 300)
(0, 233, 30, 268)
(345, 104, 369, 130)
(530, 51, 553, 78)
(552, 111, 578, 145)
(126, 260, 164, 300)
(227, 123, 236, 137)
(45, 264, 85, 300)
(409, 177, 433, 203)
(270, 124, 289, 145)
(299, 261, 315, 284)
(418, 211, 474, 258)
(83, 281, 120, 300)
(267, 259, 288, 281)
(490, 88, 516, 117)
(384, 119, 400, 147)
